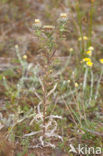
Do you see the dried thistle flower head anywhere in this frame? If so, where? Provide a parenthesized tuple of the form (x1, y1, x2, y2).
(58, 13, 68, 22)
(33, 19, 42, 28)
(60, 13, 67, 18)
(35, 19, 40, 23)
(43, 25, 55, 33)
(43, 25, 55, 30)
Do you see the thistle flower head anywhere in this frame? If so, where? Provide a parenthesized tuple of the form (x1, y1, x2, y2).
(35, 19, 40, 23)
(43, 25, 55, 33)
(33, 19, 42, 28)
(58, 13, 68, 22)
(60, 13, 67, 18)
(43, 25, 55, 30)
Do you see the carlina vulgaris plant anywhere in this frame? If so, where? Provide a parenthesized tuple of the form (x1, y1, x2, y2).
(3, 16, 67, 148)
(31, 17, 66, 147)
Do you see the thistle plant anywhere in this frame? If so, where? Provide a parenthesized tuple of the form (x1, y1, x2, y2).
(31, 18, 65, 147)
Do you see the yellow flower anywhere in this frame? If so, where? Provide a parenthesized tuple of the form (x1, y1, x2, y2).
(69, 48, 73, 52)
(78, 36, 88, 41)
(86, 50, 92, 56)
(75, 82, 79, 88)
(83, 36, 88, 40)
(88, 46, 94, 51)
(86, 61, 93, 67)
(82, 58, 91, 62)
(99, 59, 103, 64)
(23, 55, 27, 59)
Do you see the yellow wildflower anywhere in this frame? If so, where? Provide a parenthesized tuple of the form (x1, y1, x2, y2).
(75, 82, 79, 88)
(78, 36, 88, 41)
(99, 59, 103, 64)
(23, 55, 27, 59)
(82, 58, 91, 62)
(83, 36, 88, 40)
(86, 50, 92, 56)
(69, 48, 73, 52)
(86, 61, 93, 67)
(3, 76, 6, 80)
